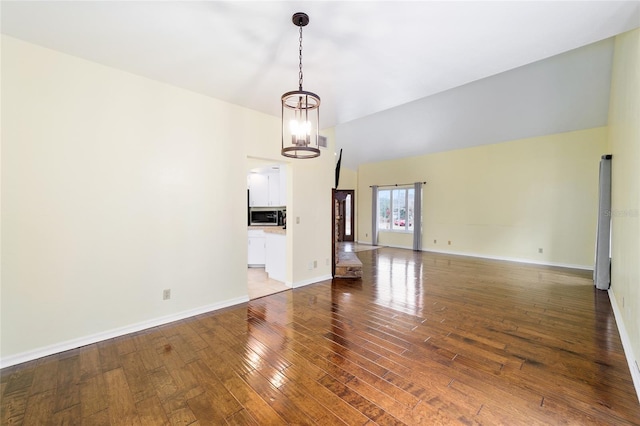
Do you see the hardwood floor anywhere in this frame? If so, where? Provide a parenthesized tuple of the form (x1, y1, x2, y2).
(2, 248, 639, 425)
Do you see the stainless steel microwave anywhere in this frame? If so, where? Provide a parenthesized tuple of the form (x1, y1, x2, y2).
(250, 209, 283, 226)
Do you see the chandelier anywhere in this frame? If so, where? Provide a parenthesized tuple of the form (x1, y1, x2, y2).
(281, 12, 321, 159)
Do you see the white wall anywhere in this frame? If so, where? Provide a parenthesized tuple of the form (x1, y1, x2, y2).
(0, 35, 333, 366)
(336, 38, 614, 169)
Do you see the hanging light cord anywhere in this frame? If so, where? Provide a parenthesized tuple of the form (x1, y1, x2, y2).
(298, 24, 304, 91)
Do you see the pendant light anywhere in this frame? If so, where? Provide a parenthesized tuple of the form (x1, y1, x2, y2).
(281, 12, 321, 159)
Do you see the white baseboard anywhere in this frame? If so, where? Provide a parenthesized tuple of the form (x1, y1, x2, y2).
(608, 288, 640, 403)
(423, 248, 593, 270)
(361, 243, 593, 271)
(293, 274, 333, 289)
(0, 295, 249, 369)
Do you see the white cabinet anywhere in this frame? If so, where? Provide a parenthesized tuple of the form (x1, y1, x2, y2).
(278, 167, 287, 206)
(248, 174, 269, 207)
(248, 170, 286, 207)
(265, 232, 286, 282)
(248, 230, 266, 266)
(267, 173, 280, 206)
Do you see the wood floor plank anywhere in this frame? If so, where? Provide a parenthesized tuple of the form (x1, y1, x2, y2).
(148, 366, 180, 402)
(241, 368, 315, 425)
(103, 367, 141, 425)
(225, 408, 261, 425)
(97, 340, 122, 373)
(135, 395, 170, 425)
(82, 408, 111, 425)
(79, 373, 108, 419)
(318, 373, 406, 425)
(53, 354, 81, 413)
(21, 388, 56, 424)
(0, 387, 29, 425)
(78, 344, 102, 382)
(219, 373, 287, 425)
(281, 363, 370, 425)
(167, 405, 198, 425)
(50, 403, 82, 425)
(185, 392, 228, 424)
(186, 359, 243, 418)
(2, 247, 639, 424)
(120, 351, 159, 403)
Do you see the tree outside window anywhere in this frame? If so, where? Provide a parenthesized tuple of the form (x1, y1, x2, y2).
(378, 187, 414, 232)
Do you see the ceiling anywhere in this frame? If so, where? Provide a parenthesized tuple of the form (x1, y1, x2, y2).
(2, 1, 639, 168)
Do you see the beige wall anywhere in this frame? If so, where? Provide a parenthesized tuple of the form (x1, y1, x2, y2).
(336, 163, 358, 240)
(358, 127, 608, 268)
(608, 28, 640, 381)
(337, 167, 357, 191)
(0, 36, 333, 364)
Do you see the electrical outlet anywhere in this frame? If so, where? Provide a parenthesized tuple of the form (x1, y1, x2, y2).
(365, 233, 368, 237)
(308, 261, 313, 270)
(538, 248, 543, 254)
(313, 260, 317, 268)
(434, 239, 437, 244)
(163, 289, 171, 300)
(296, 216, 300, 224)
(326, 258, 329, 266)
(448, 240, 451, 245)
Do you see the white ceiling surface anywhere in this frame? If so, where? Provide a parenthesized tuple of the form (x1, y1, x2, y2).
(2, 1, 639, 168)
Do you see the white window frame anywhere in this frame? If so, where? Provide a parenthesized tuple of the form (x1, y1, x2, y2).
(377, 186, 414, 233)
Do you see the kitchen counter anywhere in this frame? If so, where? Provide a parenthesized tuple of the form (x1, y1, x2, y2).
(248, 225, 286, 235)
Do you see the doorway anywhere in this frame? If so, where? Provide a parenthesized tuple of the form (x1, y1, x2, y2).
(246, 158, 290, 300)
(335, 190, 355, 242)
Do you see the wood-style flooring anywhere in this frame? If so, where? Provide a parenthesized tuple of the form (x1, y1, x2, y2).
(2, 248, 639, 425)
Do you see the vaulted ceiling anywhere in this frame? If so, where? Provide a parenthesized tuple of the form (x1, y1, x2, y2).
(2, 1, 639, 168)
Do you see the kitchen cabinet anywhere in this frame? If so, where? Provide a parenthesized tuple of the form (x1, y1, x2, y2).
(248, 173, 269, 207)
(267, 173, 280, 206)
(248, 171, 285, 207)
(278, 167, 287, 206)
(265, 232, 286, 282)
(248, 230, 266, 266)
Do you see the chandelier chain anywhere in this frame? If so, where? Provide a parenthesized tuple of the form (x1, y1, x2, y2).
(298, 25, 303, 91)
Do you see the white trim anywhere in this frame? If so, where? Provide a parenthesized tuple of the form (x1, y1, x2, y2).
(358, 241, 594, 270)
(608, 287, 640, 403)
(293, 274, 333, 289)
(378, 229, 414, 235)
(422, 248, 593, 270)
(0, 295, 249, 369)
(378, 243, 412, 250)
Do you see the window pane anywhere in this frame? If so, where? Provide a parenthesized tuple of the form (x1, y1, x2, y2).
(378, 190, 391, 230)
(392, 189, 407, 230)
(345, 194, 351, 236)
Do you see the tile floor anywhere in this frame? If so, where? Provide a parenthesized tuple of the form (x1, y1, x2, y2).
(338, 241, 381, 253)
(247, 267, 289, 300)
